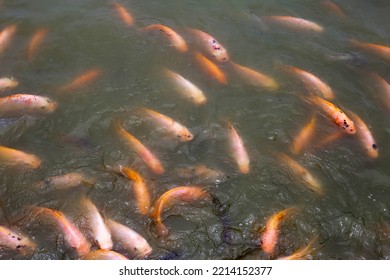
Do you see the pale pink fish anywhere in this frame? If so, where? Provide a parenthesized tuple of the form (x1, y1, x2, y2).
(80, 197, 113, 250)
(33, 172, 94, 191)
(0, 93, 57, 117)
(27, 27, 49, 60)
(262, 16, 324, 33)
(188, 28, 229, 62)
(0, 24, 17, 55)
(368, 72, 390, 112)
(82, 249, 129, 260)
(226, 121, 250, 174)
(0, 225, 36, 255)
(0, 77, 18, 91)
(106, 218, 152, 259)
(140, 107, 193, 142)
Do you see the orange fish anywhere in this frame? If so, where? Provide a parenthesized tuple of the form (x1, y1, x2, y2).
(33, 172, 94, 191)
(367, 72, 390, 112)
(0, 24, 17, 55)
(314, 131, 345, 149)
(347, 111, 378, 158)
(230, 62, 279, 91)
(82, 249, 129, 260)
(260, 207, 297, 255)
(164, 68, 207, 105)
(0, 225, 36, 255)
(143, 24, 188, 52)
(150, 186, 210, 237)
(112, 2, 135, 27)
(0, 146, 41, 169)
(188, 28, 229, 62)
(27, 28, 49, 60)
(306, 95, 356, 134)
(32, 206, 91, 257)
(0, 93, 57, 117)
(194, 51, 227, 84)
(262, 16, 324, 33)
(58, 68, 102, 93)
(140, 107, 193, 142)
(321, 0, 346, 18)
(277, 236, 318, 260)
(114, 119, 165, 174)
(350, 39, 390, 62)
(226, 121, 250, 174)
(290, 115, 316, 155)
(277, 153, 323, 195)
(281, 64, 335, 100)
(106, 218, 152, 259)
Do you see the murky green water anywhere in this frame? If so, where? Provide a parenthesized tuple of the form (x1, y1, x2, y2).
(0, 0, 390, 260)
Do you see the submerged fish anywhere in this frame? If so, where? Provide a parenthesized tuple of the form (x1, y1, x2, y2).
(0, 145, 41, 169)
(175, 164, 227, 184)
(277, 236, 318, 260)
(82, 249, 129, 260)
(290, 115, 317, 155)
(367, 72, 390, 112)
(188, 28, 229, 62)
(33, 172, 94, 191)
(262, 16, 324, 33)
(226, 121, 250, 174)
(349, 39, 390, 62)
(321, 0, 346, 18)
(194, 51, 227, 84)
(27, 27, 49, 60)
(112, 2, 135, 27)
(0, 94, 57, 117)
(0, 77, 18, 92)
(0, 225, 36, 255)
(0, 24, 17, 55)
(58, 68, 102, 93)
(143, 24, 188, 52)
(150, 186, 210, 237)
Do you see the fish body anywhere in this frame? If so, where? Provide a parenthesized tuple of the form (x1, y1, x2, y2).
(58, 68, 102, 93)
(0, 94, 57, 116)
(0, 24, 17, 55)
(277, 236, 318, 260)
(0, 225, 36, 255)
(82, 249, 129, 260)
(188, 28, 229, 62)
(368, 72, 390, 112)
(290, 115, 316, 155)
(114, 120, 164, 174)
(350, 39, 390, 62)
(106, 219, 152, 259)
(226, 121, 250, 174)
(113, 2, 135, 27)
(143, 24, 188, 52)
(175, 164, 226, 184)
(321, 0, 346, 18)
(263, 16, 324, 33)
(150, 186, 209, 237)
(0, 77, 18, 92)
(231, 62, 279, 91)
(164, 68, 207, 105)
(306, 95, 356, 134)
(34, 172, 94, 190)
(27, 28, 49, 60)
(194, 51, 227, 84)
(0, 146, 41, 169)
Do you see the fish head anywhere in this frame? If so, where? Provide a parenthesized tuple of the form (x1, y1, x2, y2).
(41, 97, 58, 113)
(177, 130, 194, 142)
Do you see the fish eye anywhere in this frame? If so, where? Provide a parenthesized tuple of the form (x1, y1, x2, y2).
(372, 144, 378, 150)
(41, 106, 46, 110)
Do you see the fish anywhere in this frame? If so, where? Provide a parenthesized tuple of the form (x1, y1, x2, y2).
(27, 28, 49, 60)
(226, 121, 250, 174)
(290, 115, 316, 155)
(277, 236, 318, 260)
(260, 207, 297, 255)
(150, 186, 210, 237)
(164, 68, 207, 105)
(0, 24, 17, 55)
(112, 2, 135, 27)
(106, 218, 152, 259)
(0, 225, 36, 255)
(194, 51, 227, 84)
(114, 119, 165, 175)
(80, 197, 113, 250)
(349, 39, 390, 62)
(143, 24, 188, 52)
(262, 16, 324, 33)
(0, 145, 41, 169)
(82, 249, 129, 260)
(58, 68, 102, 93)
(367, 72, 390, 112)
(306, 95, 356, 134)
(107, 165, 151, 215)
(175, 164, 227, 184)
(139, 107, 193, 142)
(230, 62, 279, 91)
(0, 94, 57, 117)
(321, 0, 346, 18)
(277, 153, 323, 195)
(0, 77, 18, 92)
(33, 172, 94, 191)
(314, 131, 345, 149)
(31, 206, 91, 257)
(188, 28, 229, 62)
(281, 64, 334, 100)
(347, 111, 378, 158)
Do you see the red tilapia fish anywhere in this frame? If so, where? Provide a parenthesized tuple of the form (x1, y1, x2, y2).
(80, 197, 113, 250)
(150, 186, 210, 238)
(107, 165, 151, 215)
(0, 24, 17, 55)
(226, 121, 250, 174)
(290, 115, 316, 155)
(262, 16, 324, 33)
(260, 207, 298, 255)
(0, 94, 57, 117)
(368, 72, 390, 112)
(106, 218, 152, 259)
(112, 2, 135, 27)
(27, 27, 49, 60)
(114, 120, 165, 175)
(143, 24, 188, 53)
(194, 51, 227, 84)
(82, 249, 129, 260)
(281, 64, 335, 100)
(230, 62, 279, 91)
(33, 172, 94, 191)
(188, 28, 229, 62)
(31, 206, 91, 257)
(139, 107, 193, 142)
(349, 39, 390, 62)
(0, 77, 18, 91)
(58, 68, 102, 93)
(0, 145, 41, 169)
(0, 225, 36, 255)
(164, 68, 207, 105)
(306, 95, 356, 134)
(277, 236, 318, 260)
(321, 0, 346, 18)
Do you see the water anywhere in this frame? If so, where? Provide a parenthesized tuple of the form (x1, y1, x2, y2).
(0, 0, 390, 260)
